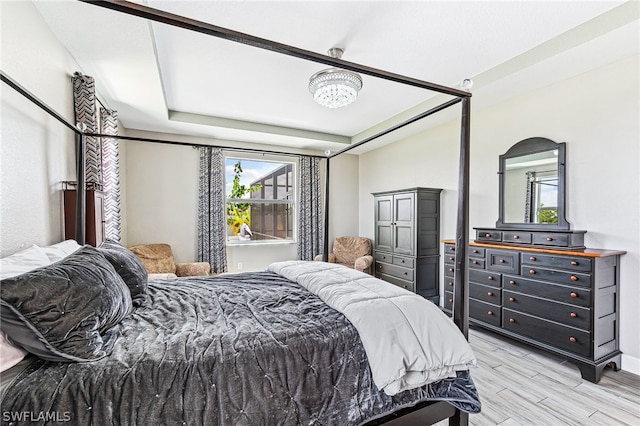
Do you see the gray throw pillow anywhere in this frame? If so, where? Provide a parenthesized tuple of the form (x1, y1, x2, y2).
(0, 246, 133, 362)
(98, 239, 148, 307)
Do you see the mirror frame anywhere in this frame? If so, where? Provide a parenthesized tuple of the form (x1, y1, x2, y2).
(496, 137, 570, 230)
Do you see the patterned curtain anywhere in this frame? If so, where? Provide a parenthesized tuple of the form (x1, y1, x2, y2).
(297, 156, 323, 260)
(524, 171, 536, 222)
(72, 73, 102, 185)
(100, 108, 122, 241)
(73, 72, 121, 241)
(198, 147, 228, 273)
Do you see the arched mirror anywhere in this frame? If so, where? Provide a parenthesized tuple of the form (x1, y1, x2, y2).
(496, 137, 569, 230)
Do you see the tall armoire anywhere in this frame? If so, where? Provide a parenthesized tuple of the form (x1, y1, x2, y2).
(372, 187, 442, 303)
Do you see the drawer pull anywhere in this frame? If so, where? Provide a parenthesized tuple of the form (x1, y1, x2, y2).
(570, 312, 577, 318)
(571, 261, 578, 266)
(403, 285, 407, 289)
(487, 292, 494, 297)
(547, 237, 554, 241)
(570, 292, 578, 298)
(448, 268, 454, 272)
(473, 249, 479, 253)
(499, 259, 505, 263)
(472, 260, 478, 264)
(569, 337, 577, 343)
(485, 233, 491, 238)
(448, 298, 453, 303)
(529, 270, 536, 275)
(508, 297, 515, 302)
(509, 280, 516, 285)
(379, 265, 384, 270)
(404, 272, 408, 276)
(449, 257, 454, 261)
(509, 318, 515, 323)
(529, 256, 536, 261)
(448, 281, 454, 287)
(449, 247, 455, 252)
(488, 276, 494, 280)
(487, 311, 494, 316)
(513, 235, 519, 239)
(570, 275, 578, 281)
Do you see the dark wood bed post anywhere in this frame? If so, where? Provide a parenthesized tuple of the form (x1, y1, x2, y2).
(323, 156, 330, 262)
(454, 97, 471, 338)
(74, 132, 87, 245)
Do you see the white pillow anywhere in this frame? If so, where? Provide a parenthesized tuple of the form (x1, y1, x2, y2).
(0, 330, 28, 372)
(0, 245, 51, 280)
(39, 239, 82, 263)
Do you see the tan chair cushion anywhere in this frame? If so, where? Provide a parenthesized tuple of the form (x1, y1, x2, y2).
(128, 244, 176, 274)
(333, 237, 372, 264)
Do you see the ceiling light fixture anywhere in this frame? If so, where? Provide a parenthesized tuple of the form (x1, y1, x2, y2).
(309, 48, 363, 109)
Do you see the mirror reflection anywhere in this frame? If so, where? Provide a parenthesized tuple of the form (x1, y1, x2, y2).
(504, 150, 559, 224)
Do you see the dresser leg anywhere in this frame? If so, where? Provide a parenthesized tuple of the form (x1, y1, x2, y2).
(574, 353, 622, 383)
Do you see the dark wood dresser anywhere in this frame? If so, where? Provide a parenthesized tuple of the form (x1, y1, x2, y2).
(442, 239, 625, 383)
(373, 188, 442, 303)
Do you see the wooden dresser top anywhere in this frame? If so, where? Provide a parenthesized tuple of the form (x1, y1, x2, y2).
(441, 240, 626, 258)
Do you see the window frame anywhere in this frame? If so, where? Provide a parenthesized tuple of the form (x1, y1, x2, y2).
(224, 153, 297, 245)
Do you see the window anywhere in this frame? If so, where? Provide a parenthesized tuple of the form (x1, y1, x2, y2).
(225, 156, 295, 242)
(531, 171, 558, 224)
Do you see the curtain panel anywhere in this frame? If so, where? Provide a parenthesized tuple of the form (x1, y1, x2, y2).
(198, 147, 228, 273)
(72, 72, 121, 241)
(297, 156, 323, 260)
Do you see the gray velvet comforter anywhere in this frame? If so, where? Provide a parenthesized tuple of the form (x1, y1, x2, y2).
(1, 272, 480, 425)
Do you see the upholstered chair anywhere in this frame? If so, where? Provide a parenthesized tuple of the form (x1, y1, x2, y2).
(314, 236, 374, 274)
(128, 243, 210, 279)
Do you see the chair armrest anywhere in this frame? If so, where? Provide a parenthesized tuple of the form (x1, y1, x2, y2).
(314, 253, 337, 263)
(175, 262, 211, 277)
(354, 255, 374, 273)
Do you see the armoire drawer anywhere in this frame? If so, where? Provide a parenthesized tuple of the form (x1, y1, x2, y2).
(503, 290, 591, 330)
(374, 251, 392, 263)
(469, 268, 501, 288)
(469, 299, 501, 327)
(469, 283, 501, 305)
(503, 309, 590, 357)
(521, 252, 592, 273)
(378, 273, 415, 292)
(521, 266, 591, 288)
(375, 262, 414, 281)
(392, 255, 414, 268)
(503, 275, 591, 308)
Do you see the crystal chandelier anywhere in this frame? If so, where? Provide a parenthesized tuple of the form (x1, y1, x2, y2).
(308, 48, 363, 109)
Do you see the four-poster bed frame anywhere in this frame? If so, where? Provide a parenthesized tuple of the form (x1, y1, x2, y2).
(1, 1, 472, 423)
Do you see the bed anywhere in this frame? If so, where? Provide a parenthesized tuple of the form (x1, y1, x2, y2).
(1, 1, 476, 424)
(1, 241, 479, 425)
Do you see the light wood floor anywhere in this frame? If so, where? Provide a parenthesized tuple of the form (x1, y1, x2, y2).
(437, 328, 640, 425)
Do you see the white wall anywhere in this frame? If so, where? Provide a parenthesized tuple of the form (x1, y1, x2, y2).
(358, 56, 640, 374)
(0, 1, 79, 256)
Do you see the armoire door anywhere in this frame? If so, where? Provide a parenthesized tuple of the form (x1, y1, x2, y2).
(374, 195, 393, 252)
(393, 192, 415, 255)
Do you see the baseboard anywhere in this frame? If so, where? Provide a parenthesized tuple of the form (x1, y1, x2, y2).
(621, 353, 640, 376)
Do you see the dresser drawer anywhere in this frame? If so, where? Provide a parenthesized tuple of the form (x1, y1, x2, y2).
(469, 258, 485, 269)
(503, 275, 591, 308)
(469, 268, 501, 288)
(486, 249, 520, 274)
(392, 255, 414, 268)
(469, 299, 501, 327)
(444, 276, 455, 291)
(375, 262, 414, 281)
(444, 264, 456, 278)
(521, 252, 592, 273)
(470, 283, 501, 305)
(443, 253, 456, 265)
(503, 290, 591, 330)
(444, 290, 454, 311)
(476, 230, 501, 242)
(503, 309, 590, 357)
(522, 266, 591, 288)
(444, 244, 457, 255)
(378, 273, 415, 292)
(532, 232, 571, 247)
(469, 247, 486, 258)
(502, 231, 532, 244)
